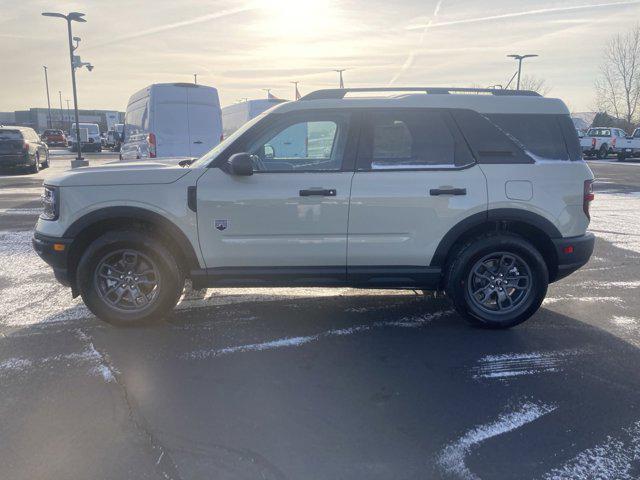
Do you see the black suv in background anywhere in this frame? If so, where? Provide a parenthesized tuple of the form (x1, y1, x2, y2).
(0, 126, 49, 173)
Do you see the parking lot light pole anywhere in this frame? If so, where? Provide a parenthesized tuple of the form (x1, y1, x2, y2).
(507, 54, 538, 90)
(42, 66, 52, 129)
(58, 91, 64, 129)
(333, 69, 346, 88)
(42, 11, 88, 168)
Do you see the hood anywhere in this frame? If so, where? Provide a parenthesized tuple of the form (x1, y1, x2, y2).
(46, 161, 193, 187)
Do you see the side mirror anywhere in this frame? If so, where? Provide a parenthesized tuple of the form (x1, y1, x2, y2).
(264, 144, 275, 159)
(227, 152, 254, 176)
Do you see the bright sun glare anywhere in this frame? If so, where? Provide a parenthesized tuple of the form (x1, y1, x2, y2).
(256, 0, 340, 39)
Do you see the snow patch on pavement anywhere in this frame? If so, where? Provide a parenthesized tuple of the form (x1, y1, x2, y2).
(0, 357, 33, 375)
(0, 207, 41, 216)
(591, 193, 640, 254)
(542, 421, 640, 480)
(438, 401, 557, 480)
(472, 349, 583, 380)
(543, 295, 623, 306)
(184, 310, 453, 360)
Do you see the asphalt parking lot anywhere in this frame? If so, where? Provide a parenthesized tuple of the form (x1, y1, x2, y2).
(2, 153, 640, 480)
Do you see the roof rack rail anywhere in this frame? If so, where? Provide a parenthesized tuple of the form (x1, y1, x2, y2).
(299, 87, 541, 100)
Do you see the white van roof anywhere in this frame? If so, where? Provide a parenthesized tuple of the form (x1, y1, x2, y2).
(273, 87, 569, 115)
(127, 83, 219, 107)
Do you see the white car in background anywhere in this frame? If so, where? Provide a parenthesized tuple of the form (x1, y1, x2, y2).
(579, 126, 627, 159)
(617, 128, 640, 160)
(222, 98, 285, 137)
(120, 83, 223, 161)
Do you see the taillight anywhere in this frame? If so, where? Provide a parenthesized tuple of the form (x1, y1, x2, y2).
(23, 142, 29, 151)
(148, 133, 156, 158)
(591, 138, 596, 148)
(220, 133, 224, 143)
(583, 180, 594, 219)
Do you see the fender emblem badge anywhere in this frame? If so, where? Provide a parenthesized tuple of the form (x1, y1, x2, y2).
(214, 219, 228, 231)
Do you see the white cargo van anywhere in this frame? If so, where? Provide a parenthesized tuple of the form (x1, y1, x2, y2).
(120, 83, 222, 161)
(222, 99, 285, 138)
(68, 123, 101, 152)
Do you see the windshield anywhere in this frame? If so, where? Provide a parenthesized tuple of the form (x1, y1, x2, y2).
(189, 112, 268, 168)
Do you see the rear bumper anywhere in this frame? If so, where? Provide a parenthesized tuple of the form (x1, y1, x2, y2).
(552, 232, 595, 281)
(32, 232, 73, 287)
(0, 153, 30, 167)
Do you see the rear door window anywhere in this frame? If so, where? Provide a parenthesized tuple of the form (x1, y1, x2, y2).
(485, 114, 569, 160)
(451, 110, 532, 164)
(358, 110, 474, 170)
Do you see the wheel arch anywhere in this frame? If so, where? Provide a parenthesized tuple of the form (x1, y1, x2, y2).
(64, 206, 200, 295)
(431, 208, 562, 282)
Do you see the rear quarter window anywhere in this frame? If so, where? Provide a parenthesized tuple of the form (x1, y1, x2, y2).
(485, 114, 569, 161)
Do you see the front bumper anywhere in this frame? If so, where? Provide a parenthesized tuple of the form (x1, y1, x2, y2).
(32, 232, 73, 287)
(552, 232, 595, 281)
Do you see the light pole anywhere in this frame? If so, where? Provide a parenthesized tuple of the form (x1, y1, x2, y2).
(42, 66, 52, 129)
(193, 73, 198, 84)
(262, 88, 273, 99)
(290, 81, 301, 100)
(58, 91, 64, 129)
(507, 54, 538, 90)
(42, 11, 89, 168)
(333, 69, 346, 88)
(65, 99, 71, 132)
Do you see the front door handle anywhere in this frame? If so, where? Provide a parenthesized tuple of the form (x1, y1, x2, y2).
(430, 188, 467, 196)
(193, 141, 203, 144)
(299, 188, 337, 197)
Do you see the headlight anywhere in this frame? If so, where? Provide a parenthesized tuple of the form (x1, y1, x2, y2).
(40, 185, 58, 220)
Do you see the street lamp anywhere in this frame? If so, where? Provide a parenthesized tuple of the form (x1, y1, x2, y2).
(290, 81, 301, 100)
(42, 11, 89, 168)
(42, 66, 52, 128)
(333, 69, 346, 88)
(507, 54, 538, 90)
(193, 73, 198, 85)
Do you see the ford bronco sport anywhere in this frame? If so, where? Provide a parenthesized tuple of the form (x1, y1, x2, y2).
(33, 87, 595, 328)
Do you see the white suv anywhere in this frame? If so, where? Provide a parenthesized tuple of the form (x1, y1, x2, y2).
(33, 87, 595, 329)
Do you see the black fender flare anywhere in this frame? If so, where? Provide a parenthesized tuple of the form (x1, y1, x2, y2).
(64, 206, 200, 271)
(430, 208, 561, 267)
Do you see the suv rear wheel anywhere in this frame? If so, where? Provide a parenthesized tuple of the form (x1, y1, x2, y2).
(445, 233, 548, 329)
(77, 231, 184, 325)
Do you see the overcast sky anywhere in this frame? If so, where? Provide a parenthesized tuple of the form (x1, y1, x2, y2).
(1, 0, 639, 112)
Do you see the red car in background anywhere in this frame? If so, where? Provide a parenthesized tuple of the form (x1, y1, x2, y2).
(41, 129, 67, 147)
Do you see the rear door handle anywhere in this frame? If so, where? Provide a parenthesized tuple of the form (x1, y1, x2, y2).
(193, 141, 203, 144)
(299, 188, 336, 197)
(430, 188, 467, 196)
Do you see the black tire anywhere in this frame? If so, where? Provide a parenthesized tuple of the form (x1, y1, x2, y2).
(445, 233, 549, 329)
(42, 151, 50, 168)
(597, 144, 608, 159)
(77, 230, 184, 325)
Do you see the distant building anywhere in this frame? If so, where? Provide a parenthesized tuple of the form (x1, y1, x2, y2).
(1, 108, 124, 133)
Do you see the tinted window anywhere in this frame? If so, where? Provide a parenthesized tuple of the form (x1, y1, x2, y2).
(0, 130, 22, 141)
(249, 113, 349, 172)
(558, 115, 582, 161)
(124, 103, 149, 140)
(451, 110, 532, 164)
(486, 114, 569, 160)
(361, 110, 473, 170)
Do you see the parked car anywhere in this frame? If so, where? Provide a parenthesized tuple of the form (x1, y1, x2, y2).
(120, 83, 222, 161)
(222, 98, 286, 138)
(579, 126, 627, 159)
(68, 123, 102, 152)
(0, 126, 49, 173)
(33, 87, 594, 329)
(617, 128, 640, 160)
(41, 129, 68, 148)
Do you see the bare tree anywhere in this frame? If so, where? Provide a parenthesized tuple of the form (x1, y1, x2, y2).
(518, 75, 552, 95)
(595, 24, 640, 127)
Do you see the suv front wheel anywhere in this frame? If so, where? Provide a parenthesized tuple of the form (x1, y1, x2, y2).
(445, 233, 549, 329)
(77, 231, 184, 325)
